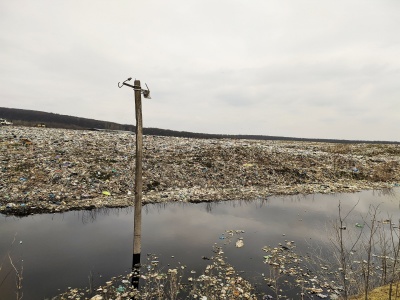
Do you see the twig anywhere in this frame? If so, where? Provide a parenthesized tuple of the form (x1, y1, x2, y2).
(8, 253, 23, 300)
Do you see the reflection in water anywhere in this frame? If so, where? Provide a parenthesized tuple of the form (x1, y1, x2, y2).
(77, 207, 134, 224)
(372, 187, 397, 197)
(131, 253, 141, 289)
(0, 188, 399, 299)
(204, 198, 270, 213)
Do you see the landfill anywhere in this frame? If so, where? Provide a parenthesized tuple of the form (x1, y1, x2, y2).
(1, 126, 399, 216)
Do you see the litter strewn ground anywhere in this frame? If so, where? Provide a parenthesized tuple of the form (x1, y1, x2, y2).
(1, 126, 399, 215)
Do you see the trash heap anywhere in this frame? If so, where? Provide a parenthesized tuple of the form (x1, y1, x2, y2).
(1, 126, 399, 215)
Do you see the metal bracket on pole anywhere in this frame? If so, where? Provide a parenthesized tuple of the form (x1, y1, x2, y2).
(118, 77, 151, 99)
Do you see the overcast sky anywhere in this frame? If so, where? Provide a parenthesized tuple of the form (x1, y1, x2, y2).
(1, 1, 399, 141)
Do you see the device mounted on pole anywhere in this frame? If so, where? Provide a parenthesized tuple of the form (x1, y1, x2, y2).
(118, 77, 151, 288)
(118, 77, 151, 99)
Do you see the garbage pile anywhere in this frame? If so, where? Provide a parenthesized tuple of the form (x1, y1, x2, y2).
(1, 126, 399, 215)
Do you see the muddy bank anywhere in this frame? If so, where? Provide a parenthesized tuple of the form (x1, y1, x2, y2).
(1, 126, 399, 216)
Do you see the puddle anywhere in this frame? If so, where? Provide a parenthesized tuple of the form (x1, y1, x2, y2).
(0, 188, 399, 299)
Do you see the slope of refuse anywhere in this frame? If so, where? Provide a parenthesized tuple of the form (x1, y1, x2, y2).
(1, 126, 399, 215)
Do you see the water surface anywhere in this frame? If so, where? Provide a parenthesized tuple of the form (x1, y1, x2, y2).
(0, 188, 399, 299)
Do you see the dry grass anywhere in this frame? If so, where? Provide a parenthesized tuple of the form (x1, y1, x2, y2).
(350, 282, 400, 300)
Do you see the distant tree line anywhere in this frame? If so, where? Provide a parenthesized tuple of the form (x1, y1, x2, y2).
(0, 107, 133, 131)
(1, 107, 398, 144)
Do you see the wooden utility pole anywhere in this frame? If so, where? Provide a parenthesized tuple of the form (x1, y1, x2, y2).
(130, 79, 143, 291)
(133, 79, 143, 262)
(118, 77, 150, 289)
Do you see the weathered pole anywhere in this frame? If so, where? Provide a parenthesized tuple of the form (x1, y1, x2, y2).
(132, 79, 143, 287)
(118, 77, 149, 291)
(133, 79, 143, 256)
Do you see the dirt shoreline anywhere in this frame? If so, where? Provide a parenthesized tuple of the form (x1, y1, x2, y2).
(1, 126, 399, 216)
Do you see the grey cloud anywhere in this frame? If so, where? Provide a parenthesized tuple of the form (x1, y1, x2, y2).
(1, 0, 399, 141)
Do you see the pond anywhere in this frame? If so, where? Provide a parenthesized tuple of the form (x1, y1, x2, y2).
(1, 188, 399, 299)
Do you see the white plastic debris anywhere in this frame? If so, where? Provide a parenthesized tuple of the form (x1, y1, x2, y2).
(235, 239, 244, 248)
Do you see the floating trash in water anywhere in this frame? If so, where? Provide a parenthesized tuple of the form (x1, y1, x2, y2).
(235, 239, 244, 248)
